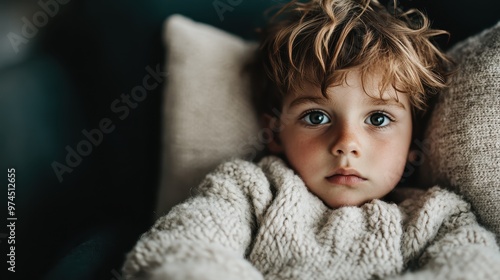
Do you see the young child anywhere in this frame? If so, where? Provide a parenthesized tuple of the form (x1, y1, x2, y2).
(122, 1, 500, 279)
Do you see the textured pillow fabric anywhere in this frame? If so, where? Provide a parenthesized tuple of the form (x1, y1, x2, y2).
(156, 15, 260, 214)
(419, 21, 500, 239)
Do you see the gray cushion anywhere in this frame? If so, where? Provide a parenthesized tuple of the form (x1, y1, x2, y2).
(419, 21, 500, 239)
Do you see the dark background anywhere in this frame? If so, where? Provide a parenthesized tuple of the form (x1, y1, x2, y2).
(0, 0, 498, 279)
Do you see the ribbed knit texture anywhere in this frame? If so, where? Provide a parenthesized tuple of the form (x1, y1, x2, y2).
(419, 21, 500, 240)
(123, 156, 500, 280)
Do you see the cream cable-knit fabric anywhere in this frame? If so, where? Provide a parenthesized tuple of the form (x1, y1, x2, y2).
(123, 156, 500, 280)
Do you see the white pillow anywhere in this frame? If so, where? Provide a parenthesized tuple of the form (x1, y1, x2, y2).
(156, 15, 260, 214)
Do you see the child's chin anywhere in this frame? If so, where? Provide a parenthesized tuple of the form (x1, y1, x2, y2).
(324, 197, 367, 209)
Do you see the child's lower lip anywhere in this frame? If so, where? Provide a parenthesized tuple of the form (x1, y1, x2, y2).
(326, 175, 366, 186)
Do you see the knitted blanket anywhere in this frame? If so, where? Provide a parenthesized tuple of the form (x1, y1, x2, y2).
(123, 156, 500, 280)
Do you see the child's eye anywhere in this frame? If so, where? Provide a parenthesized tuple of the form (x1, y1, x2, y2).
(302, 111, 331, 125)
(365, 112, 393, 127)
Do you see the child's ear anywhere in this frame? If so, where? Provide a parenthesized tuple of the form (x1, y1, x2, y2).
(261, 113, 284, 154)
(407, 149, 419, 163)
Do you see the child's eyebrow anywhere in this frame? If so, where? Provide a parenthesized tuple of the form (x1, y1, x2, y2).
(366, 98, 407, 110)
(289, 96, 330, 108)
(288, 95, 407, 110)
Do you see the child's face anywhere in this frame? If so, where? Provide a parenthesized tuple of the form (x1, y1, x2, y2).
(268, 70, 413, 208)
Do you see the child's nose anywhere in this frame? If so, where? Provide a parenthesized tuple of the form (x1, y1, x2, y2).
(330, 124, 361, 157)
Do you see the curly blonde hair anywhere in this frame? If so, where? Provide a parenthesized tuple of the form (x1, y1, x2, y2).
(256, 0, 454, 116)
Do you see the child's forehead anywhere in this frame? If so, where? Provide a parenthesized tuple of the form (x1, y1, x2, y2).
(288, 76, 404, 106)
(288, 90, 406, 111)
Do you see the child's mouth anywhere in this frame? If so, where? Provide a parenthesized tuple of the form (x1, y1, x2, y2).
(326, 167, 367, 186)
(326, 174, 366, 186)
